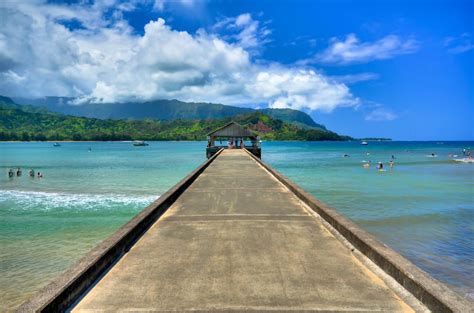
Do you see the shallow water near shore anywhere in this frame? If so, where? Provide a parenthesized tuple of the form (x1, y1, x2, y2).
(1, 141, 473, 309)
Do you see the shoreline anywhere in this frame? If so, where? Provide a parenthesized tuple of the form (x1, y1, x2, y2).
(0, 140, 473, 143)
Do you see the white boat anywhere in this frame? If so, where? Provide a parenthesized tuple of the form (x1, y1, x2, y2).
(133, 141, 149, 146)
(360, 141, 368, 145)
(453, 158, 473, 163)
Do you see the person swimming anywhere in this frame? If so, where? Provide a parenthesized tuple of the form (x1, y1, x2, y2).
(343, 154, 350, 157)
(29, 169, 35, 177)
(8, 168, 14, 178)
(391, 155, 395, 159)
(363, 160, 371, 168)
(37, 172, 43, 178)
(16, 167, 22, 176)
(389, 160, 394, 169)
(377, 162, 384, 170)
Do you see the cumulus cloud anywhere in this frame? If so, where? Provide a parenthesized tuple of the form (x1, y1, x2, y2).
(0, 1, 357, 112)
(444, 33, 474, 54)
(311, 33, 419, 65)
(258, 69, 359, 112)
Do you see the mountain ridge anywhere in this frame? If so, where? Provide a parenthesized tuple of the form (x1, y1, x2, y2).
(12, 97, 326, 130)
(0, 96, 350, 142)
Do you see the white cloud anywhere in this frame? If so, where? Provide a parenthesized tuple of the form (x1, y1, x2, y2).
(258, 69, 359, 112)
(365, 108, 397, 121)
(212, 13, 272, 51)
(312, 34, 419, 65)
(153, 0, 199, 11)
(0, 1, 357, 112)
(153, 0, 166, 11)
(329, 72, 379, 84)
(1, 70, 26, 83)
(444, 33, 474, 54)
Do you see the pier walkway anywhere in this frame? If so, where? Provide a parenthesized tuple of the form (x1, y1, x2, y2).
(72, 149, 417, 312)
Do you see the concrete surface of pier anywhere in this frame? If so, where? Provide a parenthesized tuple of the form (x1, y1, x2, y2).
(72, 149, 421, 312)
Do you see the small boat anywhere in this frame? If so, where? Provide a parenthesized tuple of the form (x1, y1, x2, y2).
(53, 143, 61, 147)
(453, 158, 474, 163)
(360, 141, 368, 145)
(133, 141, 149, 146)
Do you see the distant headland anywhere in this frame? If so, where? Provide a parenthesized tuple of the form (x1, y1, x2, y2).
(358, 138, 392, 141)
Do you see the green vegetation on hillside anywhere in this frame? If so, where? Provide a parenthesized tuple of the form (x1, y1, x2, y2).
(13, 97, 326, 130)
(0, 98, 350, 141)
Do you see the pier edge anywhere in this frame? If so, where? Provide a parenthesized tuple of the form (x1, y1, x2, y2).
(243, 148, 471, 313)
(15, 149, 224, 313)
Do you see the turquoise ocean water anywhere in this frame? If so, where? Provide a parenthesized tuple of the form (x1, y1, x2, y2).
(1, 141, 473, 309)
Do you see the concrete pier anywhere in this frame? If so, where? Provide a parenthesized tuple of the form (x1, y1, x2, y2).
(72, 150, 415, 312)
(18, 149, 471, 312)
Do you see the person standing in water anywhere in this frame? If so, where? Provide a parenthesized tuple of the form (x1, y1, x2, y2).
(29, 169, 35, 177)
(389, 160, 394, 169)
(16, 167, 22, 176)
(8, 168, 14, 178)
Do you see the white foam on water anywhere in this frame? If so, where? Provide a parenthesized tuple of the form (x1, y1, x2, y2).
(0, 189, 158, 211)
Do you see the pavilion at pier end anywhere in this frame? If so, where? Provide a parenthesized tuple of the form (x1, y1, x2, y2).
(206, 121, 261, 159)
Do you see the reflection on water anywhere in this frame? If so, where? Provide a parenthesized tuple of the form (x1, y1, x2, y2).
(0, 141, 473, 309)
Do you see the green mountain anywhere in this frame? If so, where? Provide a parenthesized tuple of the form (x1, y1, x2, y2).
(0, 95, 17, 107)
(259, 108, 323, 130)
(0, 97, 349, 141)
(12, 97, 326, 130)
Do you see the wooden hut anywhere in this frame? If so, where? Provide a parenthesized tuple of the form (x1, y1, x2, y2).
(206, 122, 261, 158)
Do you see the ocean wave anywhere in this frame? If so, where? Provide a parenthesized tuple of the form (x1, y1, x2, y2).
(0, 189, 158, 212)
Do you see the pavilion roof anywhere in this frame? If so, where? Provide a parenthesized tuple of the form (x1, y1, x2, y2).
(207, 122, 256, 138)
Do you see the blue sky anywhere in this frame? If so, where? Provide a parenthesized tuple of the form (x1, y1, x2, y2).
(0, 0, 472, 140)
